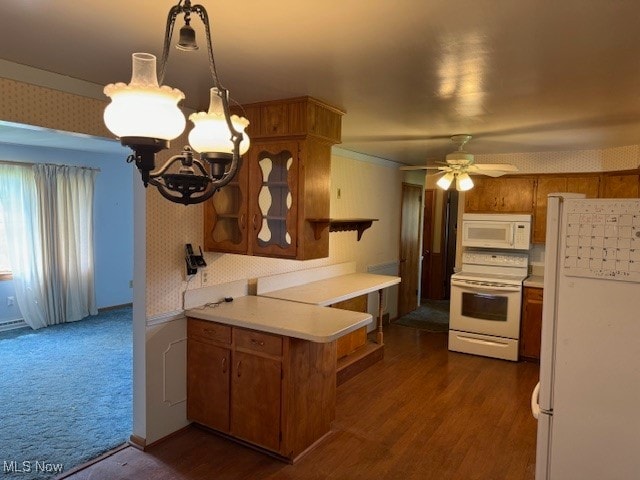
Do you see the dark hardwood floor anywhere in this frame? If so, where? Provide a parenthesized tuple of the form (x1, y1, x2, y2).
(62, 324, 539, 480)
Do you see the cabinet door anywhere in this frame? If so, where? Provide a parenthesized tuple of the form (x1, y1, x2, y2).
(331, 295, 368, 359)
(464, 177, 500, 212)
(601, 172, 640, 198)
(203, 157, 249, 253)
(230, 351, 282, 451)
(499, 177, 535, 213)
(187, 339, 231, 432)
(533, 177, 567, 243)
(520, 288, 543, 360)
(248, 141, 299, 258)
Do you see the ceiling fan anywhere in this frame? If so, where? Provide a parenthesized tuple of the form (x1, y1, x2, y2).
(400, 134, 519, 191)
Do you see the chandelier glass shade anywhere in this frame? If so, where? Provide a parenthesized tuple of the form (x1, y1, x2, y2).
(103, 0, 249, 205)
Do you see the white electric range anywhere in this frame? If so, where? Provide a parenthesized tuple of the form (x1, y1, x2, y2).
(448, 250, 529, 361)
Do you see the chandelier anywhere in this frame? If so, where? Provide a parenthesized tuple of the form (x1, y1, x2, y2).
(103, 0, 250, 205)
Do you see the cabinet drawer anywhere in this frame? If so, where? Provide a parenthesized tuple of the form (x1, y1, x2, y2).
(234, 328, 282, 357)
(188, 318, 232, 345)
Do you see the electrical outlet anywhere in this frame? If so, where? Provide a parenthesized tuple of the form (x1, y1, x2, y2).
(202, 270, 209, 285)
(7, 296, 14, 306)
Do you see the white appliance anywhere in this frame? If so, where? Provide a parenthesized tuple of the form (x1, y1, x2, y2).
(449, 250, 529, 361)
(531, 194, 640, 480)
(462, 213, 531, 250)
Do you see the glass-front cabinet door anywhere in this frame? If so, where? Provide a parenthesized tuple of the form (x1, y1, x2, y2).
(249, 141, 298, 257)
(203, 158, 249, 254)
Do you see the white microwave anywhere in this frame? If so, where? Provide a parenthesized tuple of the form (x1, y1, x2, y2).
(461, 213, 531, 250)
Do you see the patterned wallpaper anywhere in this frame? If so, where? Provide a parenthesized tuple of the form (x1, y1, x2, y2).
(0, 78, 110, 138)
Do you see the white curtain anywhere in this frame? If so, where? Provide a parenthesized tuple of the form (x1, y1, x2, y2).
(0, 163, 98, 329)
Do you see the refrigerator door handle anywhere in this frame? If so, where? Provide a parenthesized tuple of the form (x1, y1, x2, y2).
(531, 381, 541, 419)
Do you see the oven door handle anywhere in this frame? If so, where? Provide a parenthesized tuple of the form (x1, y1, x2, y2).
(451, 281, 521, 293)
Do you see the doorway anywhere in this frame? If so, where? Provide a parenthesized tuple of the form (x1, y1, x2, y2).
(421, 189, 458, 301)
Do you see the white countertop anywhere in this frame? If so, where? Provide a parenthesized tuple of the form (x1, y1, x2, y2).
(524, 275, 544, 288)
(258, 272, 401, 306)
(185, 296, 372, 343)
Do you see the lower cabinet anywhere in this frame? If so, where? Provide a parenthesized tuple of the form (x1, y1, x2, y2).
(519, 287, 543, 361)
(330, 295, 368, 359)
(187, 317, 337, 461)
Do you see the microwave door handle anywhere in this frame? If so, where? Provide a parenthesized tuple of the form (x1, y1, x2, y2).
(507, 223, 515, 246)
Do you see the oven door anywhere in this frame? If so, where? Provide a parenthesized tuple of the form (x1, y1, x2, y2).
(449, 279, 522, 339)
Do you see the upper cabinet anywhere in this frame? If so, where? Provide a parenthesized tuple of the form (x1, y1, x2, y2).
(204, 97, 343, 260)
(601, 171, 640, 198)
(532, 174, 600, 243)
(464, 177, 535, 214)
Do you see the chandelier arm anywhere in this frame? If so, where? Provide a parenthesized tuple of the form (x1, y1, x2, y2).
(192, 4, 244, 145)
(207, 152, 240, 191)
(192, 4, 221, 87)
(148, 178, 217, 205)
(148, 152, 189, 179)
(158, 4, 183, 84)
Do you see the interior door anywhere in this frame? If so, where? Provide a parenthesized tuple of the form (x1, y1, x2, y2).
(398, 183, 422, 316)
(421, 189, 435, 299)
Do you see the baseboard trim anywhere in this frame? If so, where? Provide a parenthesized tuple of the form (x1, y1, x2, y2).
(98, 303, 133, 313)
(57, 443, 129, 479)
(128, 434, 146, 451)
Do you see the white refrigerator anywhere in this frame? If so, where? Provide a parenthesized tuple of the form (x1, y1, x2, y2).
(532, 194, 640, 480)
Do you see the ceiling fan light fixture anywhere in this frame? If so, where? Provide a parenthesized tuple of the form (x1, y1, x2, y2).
(456, 172, 474, 191)
(436, 172, 455, 190)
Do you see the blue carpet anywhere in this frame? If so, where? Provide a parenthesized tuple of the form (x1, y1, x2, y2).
(0, 306, 132, 479)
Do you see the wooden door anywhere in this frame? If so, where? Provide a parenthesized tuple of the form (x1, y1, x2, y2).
(187, 340, 231, 432)
(398, 183, 422, 316)
(231, 351, 282, 451)
(421, 189, 435, 299)
(520, 287, 544, 360)
(533, 176, 567, 243)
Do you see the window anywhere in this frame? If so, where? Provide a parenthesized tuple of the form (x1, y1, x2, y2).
(0, 206, 11, 278)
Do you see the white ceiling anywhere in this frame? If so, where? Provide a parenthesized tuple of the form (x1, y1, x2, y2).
(2, 0, 640, 164)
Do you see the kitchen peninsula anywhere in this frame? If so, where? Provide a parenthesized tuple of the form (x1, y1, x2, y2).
(185, 295, 372, 462)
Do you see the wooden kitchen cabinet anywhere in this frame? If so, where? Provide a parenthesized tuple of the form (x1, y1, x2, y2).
(520, 287, 543, 361)
(600, 170, 640, 198)
(186, 317, 337, 461)
(464, 176, 535, 214)
(204, 97, 343, 260)
(330, 294, 368, 359)
(533, 174, 600, 243)
(230, 332, 282, 451)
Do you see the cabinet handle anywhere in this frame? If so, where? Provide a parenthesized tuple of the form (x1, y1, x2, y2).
(203, 329, 217, 337)
(236, 361, 242, 377)
(240, 214, 246, 229)
(251, 338, 266, 347)
(222, 356, 227, 374)
(252, 214, 258, 230)
(502, 197, 505, 207)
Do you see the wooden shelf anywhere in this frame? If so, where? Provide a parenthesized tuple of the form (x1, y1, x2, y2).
(307, 218, 378, 241)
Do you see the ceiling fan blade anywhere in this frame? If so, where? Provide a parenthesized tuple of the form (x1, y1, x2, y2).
(399, 165, 447, 171)
(470, 170, 510, 178)
(471, 163, 519, 172)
